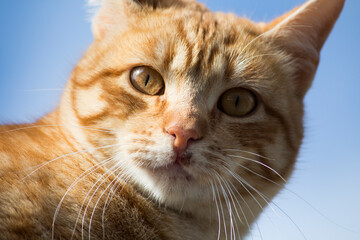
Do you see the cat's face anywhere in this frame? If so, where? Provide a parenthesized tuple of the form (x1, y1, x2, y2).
(61, 0, 343, 211)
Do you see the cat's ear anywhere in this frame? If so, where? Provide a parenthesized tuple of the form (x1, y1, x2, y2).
(88, 0, 196, 40)
(88, 0, 140, 40)
(263, 0, 345, 96)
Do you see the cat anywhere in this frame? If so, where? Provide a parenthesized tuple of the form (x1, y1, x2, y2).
(0, 0, 345, 239)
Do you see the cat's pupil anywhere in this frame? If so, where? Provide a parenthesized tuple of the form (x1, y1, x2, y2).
(145, 75, 150, 87)
(235, 96, 240, 107)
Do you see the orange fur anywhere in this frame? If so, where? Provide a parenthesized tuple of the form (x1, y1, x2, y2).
(0, 0, 344, 239)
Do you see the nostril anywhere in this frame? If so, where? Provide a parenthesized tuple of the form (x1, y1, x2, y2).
(168, 132, 176, 138)
(165, 128, 177, 139)
(165, 125, 201, 151)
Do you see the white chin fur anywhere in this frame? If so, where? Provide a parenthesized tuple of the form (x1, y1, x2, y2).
(125, 159, 208, 209)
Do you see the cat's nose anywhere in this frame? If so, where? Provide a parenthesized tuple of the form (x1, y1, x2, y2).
(166, 125, 201, 152)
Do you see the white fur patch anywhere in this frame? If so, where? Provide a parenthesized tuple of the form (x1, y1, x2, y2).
(75, 83, 108, 119)
(155, 39, 167, 62)
(171, 41, 189, 71)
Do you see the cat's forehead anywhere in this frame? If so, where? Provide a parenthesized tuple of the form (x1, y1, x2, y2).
(118, 11, 278, 89)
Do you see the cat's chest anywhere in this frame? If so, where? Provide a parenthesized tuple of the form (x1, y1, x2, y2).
(163, 193, 267, 240)
(162, 205, 239, 240)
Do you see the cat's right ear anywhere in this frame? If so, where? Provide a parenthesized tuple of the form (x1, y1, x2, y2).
(262, 0, 345, 97)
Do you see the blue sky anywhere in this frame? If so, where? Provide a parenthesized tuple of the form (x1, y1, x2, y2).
(0, 0, 359, 239)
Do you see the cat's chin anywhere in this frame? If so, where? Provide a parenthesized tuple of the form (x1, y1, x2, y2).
(149, 162, 194, 182)
(129, 161, 210, 209)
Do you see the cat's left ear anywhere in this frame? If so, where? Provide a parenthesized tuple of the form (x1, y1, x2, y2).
(263, 0, 345, 96)
(88, 0, 201, 40)
(89, 0, 148, 40)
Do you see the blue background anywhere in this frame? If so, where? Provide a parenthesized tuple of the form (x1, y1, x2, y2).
(0, 0, 359, 239)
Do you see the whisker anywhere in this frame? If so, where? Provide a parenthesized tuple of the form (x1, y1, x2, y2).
(223, 148, 275, 161)
(243, 53, 280, 62)
(69, 161, 121, 240)
(208, 155, 280, 239)
(270, 200, 308, 240)
(227, 168, 274, 213)
(208, 161, 254, 234)
(92, 161, 143, 239)
(208, 160, 264, 210)
(228, 154, 286, 183)
(23, 143, 121, 179)
(282, 186, 360, 235)
(225, 165, 306, 239)
(88, 166, 125, 239)
(52, 156, 114, 240)
(215, 173, 240, 240)
(79, 161, 125, 240)
(0, 124, 117, 134)
(211, 170, 228, 240)
(22, 88, 64, 92)
(210, 180, 222, 240)
(216, 174, 234, 240)
(238, 31, 269, 59)
(230, 168, 307, 239)
(99, 157, 148, 238)
(235, 161, 280, 186)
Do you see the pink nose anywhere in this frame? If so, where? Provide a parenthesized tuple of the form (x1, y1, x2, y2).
(166, 125, 201, 152)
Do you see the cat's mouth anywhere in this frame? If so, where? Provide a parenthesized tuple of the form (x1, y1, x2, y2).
(147, 162, 193, 182)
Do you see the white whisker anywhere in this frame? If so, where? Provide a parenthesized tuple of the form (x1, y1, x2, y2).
(23, 144, 120, 180)
(210, 180, 222, 240)
(223, 148, 275, 161)
(80, 160, 127, 239)
(0, 124, 117, 135)
(22, 88, 64, 92)
(212, 171, 228, 240)
(228, 154, 286, 183)
(52, 156, 114, 240)
(90, 160, 143, 239)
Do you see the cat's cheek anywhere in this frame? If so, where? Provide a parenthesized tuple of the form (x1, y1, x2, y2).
(113, 130, 175, 165)
(73, 83, 108, 120)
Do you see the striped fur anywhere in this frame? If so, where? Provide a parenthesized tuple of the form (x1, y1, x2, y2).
(0, 0, 344, 239)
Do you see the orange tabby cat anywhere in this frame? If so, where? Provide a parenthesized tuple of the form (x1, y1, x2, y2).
(0, 0, 344, 239)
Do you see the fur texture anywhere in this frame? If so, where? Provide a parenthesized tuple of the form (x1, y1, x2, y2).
(0, 0, 344, 239)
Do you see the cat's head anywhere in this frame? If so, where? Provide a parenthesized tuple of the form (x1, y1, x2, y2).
(60, 0, 344, 210)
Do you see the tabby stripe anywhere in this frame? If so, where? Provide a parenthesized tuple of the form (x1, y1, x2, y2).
(263, 105, 297, 152)
(74, 68, 127, 88)
(223, 33, 238, 47)
(191, 48, 204, 76)
(263, 104, 299, 180)
(207, 44, 220, 68)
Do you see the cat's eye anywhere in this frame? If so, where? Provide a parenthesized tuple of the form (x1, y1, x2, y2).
(130, 66, 165, 95)
(218, 88, 257, 117)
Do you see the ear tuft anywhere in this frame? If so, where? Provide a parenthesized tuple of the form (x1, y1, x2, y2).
(87, 0, 102, 6)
